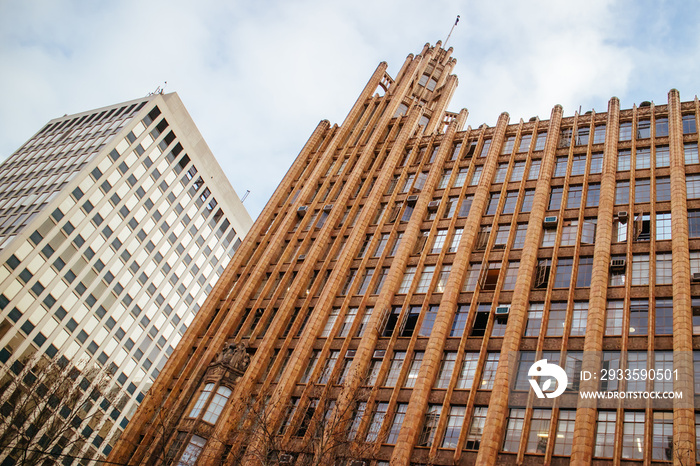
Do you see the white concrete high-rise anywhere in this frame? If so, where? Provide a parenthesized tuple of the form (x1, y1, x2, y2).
(0, 93, 252, 464)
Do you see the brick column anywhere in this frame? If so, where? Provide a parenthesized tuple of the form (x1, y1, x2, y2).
(569, 97, 620, 464)
(668, 88, 696, 466)
(390, 111, 511, 465)
(473, 105, 563, 466)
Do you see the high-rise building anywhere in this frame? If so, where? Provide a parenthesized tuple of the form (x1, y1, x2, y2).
(0, 93, 252, 464)
(111, 42, 700, 465)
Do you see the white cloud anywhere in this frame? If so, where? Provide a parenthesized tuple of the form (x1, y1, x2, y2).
(0, 0, 698, 217)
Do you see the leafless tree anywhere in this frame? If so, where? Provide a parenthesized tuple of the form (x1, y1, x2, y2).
(0, 355, 116, 465)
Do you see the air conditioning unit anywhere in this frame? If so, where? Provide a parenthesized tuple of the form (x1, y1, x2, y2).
(427, 200, 440, 210)
(617, 211, 628, 222)
(346, 349, 356, 357)
(323, 204, 333, 212)
(495, 304, 511, 316)
(406, 195, 419, 203)
(543, 216, 558, 228)
(692, 272, 700, 282)
(373, 350, 386, 358)
(610, 258, 626, 270)
(297, 206, 308, 216)
(297, 254, 306, 261)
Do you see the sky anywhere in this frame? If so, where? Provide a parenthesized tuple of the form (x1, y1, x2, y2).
(1, 0, 700, 219)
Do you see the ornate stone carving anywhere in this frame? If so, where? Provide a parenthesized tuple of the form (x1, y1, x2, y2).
(214, 341, 250, 373)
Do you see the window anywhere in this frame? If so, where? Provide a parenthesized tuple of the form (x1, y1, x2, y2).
(436, 352, 457, 388)
(503, 408, 526, 452)
(629, 300, 648, 335)
(321, 309, 340, 337)
(655, 117, 669, 137)
(435, 265, 450, 293)
(518, 134, 532, 153)
(571, 302, 587, 336)
(384, 351, 405, 387)
(619, 121, 632, 141)
(635, 178, 650, 204)
(382, 307, 401, 337)
(341, 270, 357, 295)
(415, 266, 435, 293)
(549, 187, 563, 210)
(465, 406, 487, 450)
(418, 306, 437, 336)
(535, 132, 547, 150)
(656, 212, 671, 240)
(373, 233, 389, 257)
(439, 406, 466, 449)
(567, 185, 583, 209)
(454, 168, 468, 187)
(418, 405, 442, 446)
(386, 404, 407, 444)
(636, 147, 651, 169)
(685, 142, 699, 165)
(463, 263, 481, 291)
(594, 411, 616, 458)
(690, 174, 700, 199)
(444, 197, 459, 218)
(450, 305, 469, 337)
(480, 353, 499, 389)
(347, 402, 365, 439)
(431, 230, 447, 254)
(501, 136, 515, 154)
(559, 128, 572, 148)
(617, 149, 631, 171)
(554, 410, 576, 455)
(656, 253, 672, 285)
(576, 126, 590, 146)
(652, 412, 673, 461)
(458, 194, 473, 217)
(486, 192, 500, 215)
(357, 269, 374, 296)
(388, 232, 402, 256)
(593, 125, 606, 144)
(189, 383, 214, 418)
(586, 183, 600, 207)
(547, 302, 567, 336)
(482, 262, 501, 291)
(521, 190, 535, 212)
(577, 256, 593, 287)
(622, 412, 645, 459)
(553, 258, 573, 288)
(494, 163, 508, 183)
(637, 119, 651, 139)
(338, 308, 358, 337)
(502, 262, 519, 290)
(606, 301, 624, 335)
(554, 157, 568, 177)
(494, 224, 510, 248)
(527, 409, 551, 453)
(401, 307, 420, 337)
(438, 169, 452, 189)
(479, 139, 491, 157)
(373, 268, 389, 294)
(502, 191, 518, 214)
(571, 153, 586, 175)
(614, 219, 628, 243)
(449, 228, 462, 252)
(656, 177, 671, 202)
(404, 351, 423, 387)
(366, 402, 388, 442)
(512, 224, 527, 249)
(510, 161, 527, 181)
(470, 166, 483, 185)
(615, 181, 629, 205)
(627, 352, 647, 392)
(456, 353, 479, 389)
(631, 255, 649, 285)
(177, 435, 206, 466)
(528, 159, 541, 179)
(655, 299, 673, 335)
(300, 351, 320, 383)
(398, 267, 416, 294)
(525, 303, 543, 336)
(450, 142, 462, 161)
(202, 386, 232, 423)
(683, 114, 697, 134)
(656, 145, 670, 167)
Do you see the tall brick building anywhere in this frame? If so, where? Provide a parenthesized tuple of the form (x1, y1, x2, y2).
(110, 42, 700, 465)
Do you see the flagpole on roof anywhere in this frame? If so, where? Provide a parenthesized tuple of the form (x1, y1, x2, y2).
(444, 15, 460, 48)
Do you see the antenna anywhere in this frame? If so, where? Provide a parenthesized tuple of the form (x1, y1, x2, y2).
(147, 81, 167, 96)
(444, 15, 460, 48)
(241, 190, 250, 203)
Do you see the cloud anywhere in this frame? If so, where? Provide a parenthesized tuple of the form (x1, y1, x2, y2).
(1, 0, 699, 218)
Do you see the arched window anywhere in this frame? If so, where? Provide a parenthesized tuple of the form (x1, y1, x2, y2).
(189, 383, 214, 418)
(202, 386, 232, 423)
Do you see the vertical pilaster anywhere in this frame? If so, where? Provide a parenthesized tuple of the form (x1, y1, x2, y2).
(390, 111, 511, 465)
(474, 105, 563, 466)
(668, 89, 696, 466)
(570, 97, 620, 464)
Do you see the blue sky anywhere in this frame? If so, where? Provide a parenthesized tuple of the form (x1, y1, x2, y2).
(1, 0, 699, 219)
